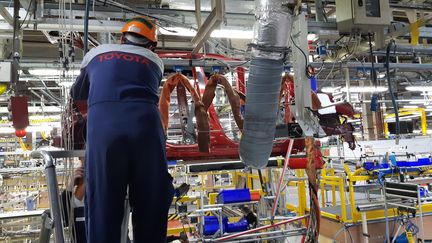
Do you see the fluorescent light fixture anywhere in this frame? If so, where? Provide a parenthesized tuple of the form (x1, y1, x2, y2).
(28, 69, 80, 76)
(212, 29, 253, 39)
(321, 87, 340, 93)
(406, 86, 432, 92)
(348, 86, 388, 92)
(409, 100, 432, 105)
(321, 86, 387, 93)
(403, 105, 419, 109)
(159, 27, 253, 39)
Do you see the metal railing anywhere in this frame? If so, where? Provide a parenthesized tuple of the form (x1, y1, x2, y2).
(31, 150, 85, 243)
(384, 181, 425, 243)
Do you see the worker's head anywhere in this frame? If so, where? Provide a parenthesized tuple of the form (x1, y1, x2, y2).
(121, 16, 157, 51)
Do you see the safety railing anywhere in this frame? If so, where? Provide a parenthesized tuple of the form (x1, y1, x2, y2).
(31, 150, 85, 243)
(384, 182, 426, 243)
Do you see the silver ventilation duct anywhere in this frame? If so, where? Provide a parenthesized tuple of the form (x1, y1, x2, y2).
(239, 0, 295, 168)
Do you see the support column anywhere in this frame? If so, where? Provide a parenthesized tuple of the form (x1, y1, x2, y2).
(344, 68, 351, 103)
(360, 80, 376, 140)
(314, 0, 325, 22)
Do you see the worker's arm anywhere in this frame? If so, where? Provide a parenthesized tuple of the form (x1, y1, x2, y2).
(70, 68, 90, 101)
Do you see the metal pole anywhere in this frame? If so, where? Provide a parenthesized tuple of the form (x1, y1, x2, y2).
(38, 210, 53, 243)
(271, 139, 294, 221)
(384, 184, 390, 243)
(83, 0, 91, 54)
(418, 186, 425, 243)
(344, 67, 351, 103)
(11, 0, 20, 91)
(31, 150, 65, 243)
(361, 212, 369, 243)
(314, 0, 325, 22)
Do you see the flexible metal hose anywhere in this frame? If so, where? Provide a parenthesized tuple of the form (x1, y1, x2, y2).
(240, 59, 284, 168)
(239, 0, 293, 168)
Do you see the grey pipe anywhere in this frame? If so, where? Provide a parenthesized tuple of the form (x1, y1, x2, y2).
(240, 59, 283, 168)
(31, 150, 65, 243)
(39, 210, 52, 243)
(239, 0, 293, 169)
(83, 0, 90, 54)
(315, 0, 325, 22)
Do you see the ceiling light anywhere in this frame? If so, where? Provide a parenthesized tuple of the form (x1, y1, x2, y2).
(409, 100, 432, 105)
(212, 29, 253, 39)
(159, 27, 254, 39)
(346, 86, 388, 93)
(321, 86, 387, 93)
(406, 86, 432, 92)
(321, 86, 340, 93)
(28, 69, 80, 76)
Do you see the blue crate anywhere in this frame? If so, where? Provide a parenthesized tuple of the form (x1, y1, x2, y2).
(204, 216, 224, 236)
(363, 162, 389, 171)
(417, 158, 432, 166)
(217, 189, 251, 204)
(225, 218, 248, 233)
(397, 158, 432, 167)
(420, 187, 429, 197)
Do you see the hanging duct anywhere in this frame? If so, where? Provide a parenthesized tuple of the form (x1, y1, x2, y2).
(239, 0, 295, 168)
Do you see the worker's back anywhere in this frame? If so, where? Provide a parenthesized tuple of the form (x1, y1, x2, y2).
(71, 44, 164, 107)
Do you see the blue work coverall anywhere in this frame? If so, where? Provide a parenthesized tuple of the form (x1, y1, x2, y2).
(70, 44, 174, 243)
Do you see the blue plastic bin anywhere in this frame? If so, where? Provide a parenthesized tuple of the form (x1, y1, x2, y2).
(217, 189, 251, 204)
(397, 158, 432, 167)
(225, 218, 248, 233)
(417, 158, 432, 166)
(363, 162, 389, 171)
(204, 216, 224, 235)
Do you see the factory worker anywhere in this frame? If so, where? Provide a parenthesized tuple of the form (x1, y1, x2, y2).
(70, 16, 174, 243)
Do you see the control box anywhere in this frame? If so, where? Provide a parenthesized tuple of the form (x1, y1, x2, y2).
(336, 0, 392, 33)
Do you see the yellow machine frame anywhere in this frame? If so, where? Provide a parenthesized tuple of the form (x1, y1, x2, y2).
(384, 108, 427, 138)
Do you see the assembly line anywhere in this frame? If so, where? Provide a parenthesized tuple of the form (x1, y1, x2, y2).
(1, 0, 432, 243)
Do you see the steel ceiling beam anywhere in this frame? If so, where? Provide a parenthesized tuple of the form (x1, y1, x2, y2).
(0, 5, 13, 25)
(191, 0, 224, 53)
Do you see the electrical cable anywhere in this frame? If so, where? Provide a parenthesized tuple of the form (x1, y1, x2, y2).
(386, 40, 400, 138)
(18, 0, 34, 29)
(290, 35, 313, 78)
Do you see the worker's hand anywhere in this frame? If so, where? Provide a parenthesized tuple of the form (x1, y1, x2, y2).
(73, 167, 84, 186)
(73, 33, 84, 50)
(73, 167, 85, 201)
